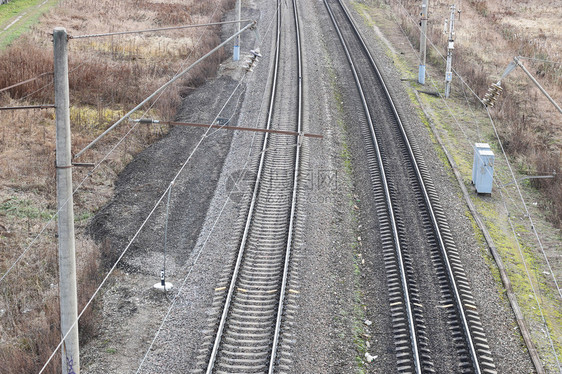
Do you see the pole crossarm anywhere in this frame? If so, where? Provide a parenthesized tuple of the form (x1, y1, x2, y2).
(69, 20, 253, 39)
(134, 119, 324, 139)
(0, 104, 55, 111)
(0, 72, 53, 93)
(494, 56, 562, 116)
(74, 20, 256, 159)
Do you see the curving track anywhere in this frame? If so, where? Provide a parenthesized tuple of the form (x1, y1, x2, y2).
(324, 0, 497, 373)
(194, 0, 303, 372)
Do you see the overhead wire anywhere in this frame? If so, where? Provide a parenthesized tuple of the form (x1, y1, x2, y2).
(485, 107, 561, 298)
(37, 4, 261, 372)
(391, 0, 560, 295)
(135, 5, 281, 371)
(68, 20, 253, 39)
(136, 77, 253, 374)
(518, 56, 562, 65)
(499, 186, 562, 372)
(0, 71, 53, 94)
(38, 63, 253, 374)
(0, 8, 227, 285)
(72, 21, 256, 159)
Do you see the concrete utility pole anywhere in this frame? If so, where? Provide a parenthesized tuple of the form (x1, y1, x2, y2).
(418, 0, 429, 84)
(486, 56, 562, 115)
(445, 4, 455, 98)
(233, 0, 241, 61)
(54, 27, 80, 374)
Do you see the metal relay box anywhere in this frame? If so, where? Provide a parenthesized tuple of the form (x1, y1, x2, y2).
(472, 143, 495, 194)
(472, 143, 490, 184)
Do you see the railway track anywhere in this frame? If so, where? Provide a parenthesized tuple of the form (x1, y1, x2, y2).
(194, 0, 303, 372)
(324, 0, 497, 373)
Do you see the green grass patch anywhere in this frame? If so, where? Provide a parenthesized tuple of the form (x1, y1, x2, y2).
(0, 0, 59, 50)
(0, 196, 53, 220)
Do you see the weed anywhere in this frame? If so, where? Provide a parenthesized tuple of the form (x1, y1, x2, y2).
(0, 197, 53, 220)
(382, 0, 562, 228)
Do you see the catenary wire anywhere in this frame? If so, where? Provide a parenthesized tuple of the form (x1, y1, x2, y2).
(38, 77, 247, 374)
(518, 56, 562, 65)
(485, 107, 561, 298)
(69, 20, 253, 39)
(0, 9, 225, 285)
(0, 71, 53, 93)
(38, 13, 267, 369)
(499, 187, 562, 372)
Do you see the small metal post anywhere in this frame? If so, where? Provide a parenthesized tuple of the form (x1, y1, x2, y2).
(418, 0, 429, 84)
(445, 4, 455, 98)
(54, 27, 80, 374)
(154, 182, 173, 291)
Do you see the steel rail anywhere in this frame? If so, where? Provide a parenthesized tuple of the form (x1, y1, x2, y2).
(204, 0, 302, 372)
(323, 1, 422, 372)
(328, 0, 481, 372)
(268, 0, 303, 371)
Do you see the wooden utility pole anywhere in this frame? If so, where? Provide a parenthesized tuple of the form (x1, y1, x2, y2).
(54, 27, 80, 374)
(418, 0, 429, 84)
(445, 4, 455, 98)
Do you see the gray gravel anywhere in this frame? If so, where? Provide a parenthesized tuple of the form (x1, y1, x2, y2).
(81, 0, 536, 373)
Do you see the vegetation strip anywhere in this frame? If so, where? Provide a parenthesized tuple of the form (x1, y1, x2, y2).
(0, 0, 57, 49)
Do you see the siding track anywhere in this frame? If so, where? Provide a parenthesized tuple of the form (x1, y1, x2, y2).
(324, 0, 497, 373)
(194, 0, 303, 373)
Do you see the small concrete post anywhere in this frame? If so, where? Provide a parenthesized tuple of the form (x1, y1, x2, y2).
(54, 27, 80, 374)
(418, 0, 429, 84)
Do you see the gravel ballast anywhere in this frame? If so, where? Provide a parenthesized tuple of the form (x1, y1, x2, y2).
(81, 0, 536, 373)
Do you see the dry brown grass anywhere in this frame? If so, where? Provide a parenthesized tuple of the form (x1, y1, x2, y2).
(389, 0, 562, 227)
(0, 0, 235, 371)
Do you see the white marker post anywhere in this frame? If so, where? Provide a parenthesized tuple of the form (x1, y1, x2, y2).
(233, 0, 241, 61)
(418, 0, 429, 84)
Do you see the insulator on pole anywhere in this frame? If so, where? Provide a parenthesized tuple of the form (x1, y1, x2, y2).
(483, 82, 503, 107)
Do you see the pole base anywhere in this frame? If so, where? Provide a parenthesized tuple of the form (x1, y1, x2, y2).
(418, 65, 426, 85)
(153, 282, 174, 291)
(233, 45, 240, 61)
